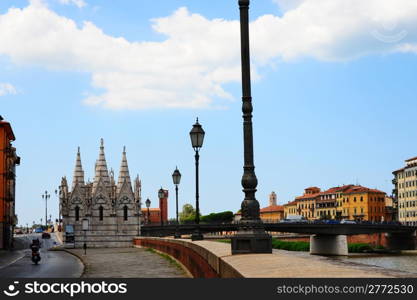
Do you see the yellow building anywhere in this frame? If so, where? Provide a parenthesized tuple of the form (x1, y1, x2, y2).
(283, 200, 297, 218)
(295, 187, 320, 220)
(338, 186, 386, 222)
(260, 192, 284, 222)
(316, 186, 346, 219)
(393, 156, 417, 226)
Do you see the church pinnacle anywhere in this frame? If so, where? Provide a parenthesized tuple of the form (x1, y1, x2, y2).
(72, 147, 85, 190)
(117, 146, 132, 193)
(93, 138, 110, 192)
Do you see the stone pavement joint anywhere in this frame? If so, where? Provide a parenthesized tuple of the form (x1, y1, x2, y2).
(65, 247, 187, 278)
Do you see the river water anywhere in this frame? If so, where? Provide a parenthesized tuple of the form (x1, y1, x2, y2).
(335, 254, 417, 275)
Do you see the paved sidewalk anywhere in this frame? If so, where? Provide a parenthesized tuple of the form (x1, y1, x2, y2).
(0, 250, 25, 270)
(65, 248, 187, 278)
(193, 240, 415, 278)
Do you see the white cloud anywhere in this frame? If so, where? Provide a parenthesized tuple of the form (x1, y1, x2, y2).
(0, 4, 241, 109)
(272, 0, 305, 12)
(1, 1, 417, 109)
(0, 83, 17, 96)
(58, 0, 86, 8)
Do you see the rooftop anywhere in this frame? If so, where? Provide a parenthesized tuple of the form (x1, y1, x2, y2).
(260, 205, 284, 213)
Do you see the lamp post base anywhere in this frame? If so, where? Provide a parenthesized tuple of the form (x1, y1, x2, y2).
(191, 227, 204, 241)
(231, 225, 272, 254)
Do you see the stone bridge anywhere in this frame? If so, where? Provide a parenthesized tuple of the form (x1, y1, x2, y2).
(141, 223, 417, 255)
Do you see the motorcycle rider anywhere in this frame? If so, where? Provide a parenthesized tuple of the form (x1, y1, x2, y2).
(30, 238, 41, 250)
(30, 239, 41, 264)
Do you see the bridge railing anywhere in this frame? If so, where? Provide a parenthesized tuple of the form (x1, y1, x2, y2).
(140, 222, 416, 237)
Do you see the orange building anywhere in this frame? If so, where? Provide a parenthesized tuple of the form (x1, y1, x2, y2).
(0, 116, 20, 249)
(141, 189, 168, 224)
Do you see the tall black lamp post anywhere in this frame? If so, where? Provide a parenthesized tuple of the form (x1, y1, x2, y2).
(190, 118, 205, 241)
(231, 0, 272, 254)
(42, 191, 50, 228)
(145, 198, 151, 224)
(55, 188, 60, 224)
(158, 188, 165, 226)
(172, 167, 182, 238)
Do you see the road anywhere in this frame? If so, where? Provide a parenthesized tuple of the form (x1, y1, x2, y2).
(0, 233, 83, 278)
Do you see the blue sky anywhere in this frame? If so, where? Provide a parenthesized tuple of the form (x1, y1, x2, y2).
(1, 0, 417, 226)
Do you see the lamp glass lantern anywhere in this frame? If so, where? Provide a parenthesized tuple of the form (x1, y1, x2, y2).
(189, 119, 205, 150)
(158, 188, 165, 199)
(172, 168, 181, 185)
(145, 198, 151, 208)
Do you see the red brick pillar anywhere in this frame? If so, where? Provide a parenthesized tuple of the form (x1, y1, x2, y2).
(159, 190, 168, 223)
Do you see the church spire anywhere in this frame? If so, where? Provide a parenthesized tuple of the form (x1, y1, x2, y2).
(117, 146, 132, 193)
(72, 147, 85, 190)
(93, 138, 110, 192)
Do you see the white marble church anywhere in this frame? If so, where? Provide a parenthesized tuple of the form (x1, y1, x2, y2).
(59, 139, 142, 247)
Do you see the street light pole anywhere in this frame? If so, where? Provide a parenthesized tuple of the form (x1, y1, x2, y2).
(158, 188, 165, 226)
(190, 119, 205, 241)
(42, 191, 50, 228)
(172, 167, 182, 238)
(137, 198, 142, 236)
(146, 198, 151, 225)
(231, 0, 272, 254)
(55, 188, 60, 225)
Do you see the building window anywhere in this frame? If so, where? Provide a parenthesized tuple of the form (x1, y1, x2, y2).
(123, 205, 128, 221)
(99, 206, 104, 221)
(75, 206, 80, 221)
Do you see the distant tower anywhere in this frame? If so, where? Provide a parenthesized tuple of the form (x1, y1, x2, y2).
(269, 191, 277, 206)
(159, 189, 168, 223)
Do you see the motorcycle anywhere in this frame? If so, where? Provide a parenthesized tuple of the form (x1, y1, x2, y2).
(30, 240, 41, 265)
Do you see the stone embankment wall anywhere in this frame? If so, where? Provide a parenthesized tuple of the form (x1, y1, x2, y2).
(133, 237, 243, 278)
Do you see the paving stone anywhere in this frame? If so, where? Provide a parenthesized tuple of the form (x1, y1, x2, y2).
(67, 248, 187, 278)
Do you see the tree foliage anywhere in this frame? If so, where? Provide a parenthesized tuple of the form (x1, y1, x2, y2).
(179, 204, 197, 223)
(200, 211, 234, 223)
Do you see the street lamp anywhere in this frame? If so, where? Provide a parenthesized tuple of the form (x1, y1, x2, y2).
(172, 167, 182, 238)
(189, 118, 205, 241)
(146, 198, 151, 224)
(55, 188, 60, 224)
(137, 198, 142, 236)
(158, 188, 165, 226)
(42, 191, 50, 228)
(231, 0, 272, 254)
(82, 218, 89, 255)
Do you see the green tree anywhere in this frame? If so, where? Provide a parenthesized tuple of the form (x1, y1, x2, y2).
(201, 211, 234, 223)
(179, 204, 196, 223)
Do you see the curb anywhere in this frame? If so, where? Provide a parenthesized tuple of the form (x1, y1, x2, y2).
(56, 248, 86, 277)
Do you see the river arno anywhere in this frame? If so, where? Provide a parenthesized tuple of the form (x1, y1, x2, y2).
(335, 254, 417, 275)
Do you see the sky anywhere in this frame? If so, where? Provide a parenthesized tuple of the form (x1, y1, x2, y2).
(1, 0, 417, 226)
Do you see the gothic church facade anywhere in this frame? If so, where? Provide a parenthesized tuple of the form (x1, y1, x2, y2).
(60, 139, 142, 247)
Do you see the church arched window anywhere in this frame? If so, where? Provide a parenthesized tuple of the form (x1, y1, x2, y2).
(123, 205, 128, 221)
(99, 206, 104, 221)
(75, 206, 80, 221)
